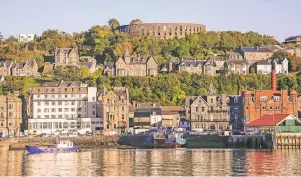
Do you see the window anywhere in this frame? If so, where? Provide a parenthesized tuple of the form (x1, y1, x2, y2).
(58, 101, 62, 105)
(92, 97, 95, 101)
(37, 109, 41, 113)
(71, 108, 75, 112)
(71, 101, 75, 105)
(65, 95, 68, 98)
(234, 97, 238, 103)
(47, 122, 52, 129)
(44, 108, 49, 112)
(202, 107, 205, 112)
(78, 114, 81, 118)
(211, 99, 213, 104)
(51, 115, 56, 118)
(51, 108, 55, 112)
(43, 122, 47, 129)
(92, 111, 95, 115)
(44, 95, 48, 99)
(58, 115, 62, 118)
(122, 106, 124, 112)
(122, 99, 124, 104)
(262, 106, 266, 110)
(37, 115, 41, 119)
(270, 105, 273, 110)
(260, 96, 268, 102)
(51, 101, 55, 106)
(211, 107, 213, 111)
(45, 115, 49, 119)
(92, 104, 96, 108)
(122, 114, 124, 119)
(196, 107, 199, 112)
(274, 96, 280, 101)
(37, 95, 40, 99)
(52, 95, 55, 98)
(45, 101, 49, 106)
(37, 102, 41, 106)
(107, 124, 109, 129)
(58, 108, 62, 112)
(8, 104, 13, 109)
(64, 101, 68, 105)
(64, 108, 69, 112)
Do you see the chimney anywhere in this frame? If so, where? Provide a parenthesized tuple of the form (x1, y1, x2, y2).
(271, 70, 276, 91)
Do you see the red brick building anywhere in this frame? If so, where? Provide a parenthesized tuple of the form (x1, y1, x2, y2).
(242, 70, 298, 123)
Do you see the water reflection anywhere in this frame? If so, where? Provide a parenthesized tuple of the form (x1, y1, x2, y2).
(0, 147, 301, 176)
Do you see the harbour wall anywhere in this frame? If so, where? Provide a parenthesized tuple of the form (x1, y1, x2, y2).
(7, 136, 120, 150)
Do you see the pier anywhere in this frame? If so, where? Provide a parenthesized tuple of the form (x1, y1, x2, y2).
(274, 133, 301, 149)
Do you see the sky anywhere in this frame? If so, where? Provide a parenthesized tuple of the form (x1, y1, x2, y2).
(1, 0, 300, 42)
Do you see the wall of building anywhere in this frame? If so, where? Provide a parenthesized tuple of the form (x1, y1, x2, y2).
(118, 23, 206, 39)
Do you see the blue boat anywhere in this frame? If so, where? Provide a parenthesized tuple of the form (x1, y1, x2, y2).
(26, 140, 78, 154)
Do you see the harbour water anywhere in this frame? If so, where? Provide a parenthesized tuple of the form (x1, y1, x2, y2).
(1, 148, 301, 176)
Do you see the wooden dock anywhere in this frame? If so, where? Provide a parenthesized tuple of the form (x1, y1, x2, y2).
(274, 133, 301, 149)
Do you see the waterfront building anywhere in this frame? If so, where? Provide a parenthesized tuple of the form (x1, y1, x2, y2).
(98, 87, 129, 135)
(0, 94, 23, 137)
(244, 114, 301, 133)
(117, 21, 206, 39)
(185, 84, 231, 131)
(103, 51, 158, 76)
(18, 33, 34, 43)
(27, 81, 100, 135)
(242, 70, 298, 123)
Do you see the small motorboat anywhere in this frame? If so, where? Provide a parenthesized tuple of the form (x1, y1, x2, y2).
(26, 140, 78, 154)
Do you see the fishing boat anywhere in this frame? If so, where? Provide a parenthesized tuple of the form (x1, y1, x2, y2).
(25, 140, 78, 153)
(153, 132, 187, 148)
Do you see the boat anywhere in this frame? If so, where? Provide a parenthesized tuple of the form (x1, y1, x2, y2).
(25, 140, 78, 153)
(153, 132, 187, 148)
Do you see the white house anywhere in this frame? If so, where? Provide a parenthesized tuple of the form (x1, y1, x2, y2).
(18, 33, 34, 42)
(269, 58, 289, 74)
(28, 81, 102, 135)
(252, 60, 271, 74)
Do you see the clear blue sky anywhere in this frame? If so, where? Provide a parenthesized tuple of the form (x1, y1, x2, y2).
(1, 0, 300, 42)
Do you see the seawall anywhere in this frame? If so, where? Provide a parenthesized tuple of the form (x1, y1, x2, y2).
(8, 136, 121, 150)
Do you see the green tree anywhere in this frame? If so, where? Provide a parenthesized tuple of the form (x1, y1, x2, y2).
(108, 18, 120, 31)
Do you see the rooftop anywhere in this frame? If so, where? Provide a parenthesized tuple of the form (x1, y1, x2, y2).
(245, 114, 290, 126)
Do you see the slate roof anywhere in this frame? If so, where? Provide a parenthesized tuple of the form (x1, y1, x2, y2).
(256, 60, 270, 65)
(104, 62, 115, 69)
(12, 62, 26, 69)
(285, 36, 301, 41)
(0, 60, 13, 68)
(42, 81, 82, 87)
(179, 59, 203, 67)
(43, 55, 55, 63)
(269, 58, 288, 64)
(241, 47, 273, 53)
(226, 60, 248, 65)
(55, 48, 77, 56)
(245, 114, 290, 127)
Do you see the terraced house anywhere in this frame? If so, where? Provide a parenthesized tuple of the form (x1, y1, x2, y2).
(103, 51, 158, 76)
(11, 60, 39, 76)
(0, 94, 23, 137)
(98, 87, 129, 135)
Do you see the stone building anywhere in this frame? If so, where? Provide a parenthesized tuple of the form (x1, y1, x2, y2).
(242, 70, 298, 123)
(103, 51, 158, 76)
(224, 60, 249, 75)
(236, 47, 274, 62)
(11, 60, 39, 77)
(0, 94, 23, 137)
(175, 59, 220, 76)
(0, 60, 13, 76)
(43, 48, 97, 74)
(98, 87, 129, 135)
(55, 48, 79, 67)
(27, 81, 100, 135)
(185, 84, 231, 131)
(118, 22, 206, 39)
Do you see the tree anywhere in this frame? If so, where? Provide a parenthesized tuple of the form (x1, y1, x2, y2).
(53, 66, 82, 81)
(108, 18, 120, 31)
(130, 19, 142, 25)
(0, 32, 3, 44)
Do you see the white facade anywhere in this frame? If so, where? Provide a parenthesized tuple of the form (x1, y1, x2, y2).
(256, 64, 272, 74)
(271, 58, 289, 74)
(150, 113, 162, 127)
(18, 33, 34, 42)
(28, 83, 102, 135)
